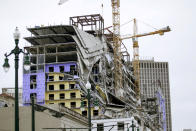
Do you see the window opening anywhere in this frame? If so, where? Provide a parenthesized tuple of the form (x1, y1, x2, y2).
(70, 102, 76, 108)
(70, 65, 76, 75)
(49, 76, 54, 81)
(49, 94, 54, 100)
(30, 66, 37, 73)
(93, 110, 99, 116)
(83, 101, 87, 107)
(69, 84, 75, 89)
(39, 47, 44, 54)
(49, 85, 54, 91)
(30, 93, 37, 100)
(59, 66, 64, 73)
(59, 102, 65, 106)
(94, 76, 99, 82)
(59, 84, 65, 90)
(30, 75, 37, 83)
(82, 111, 87, 117)
(97, 123, 104, 131)
(117, 122, 124, 131)
(92, 65, 99, 74)
(30, 84, 37, 89)
(60, 93, 65, 99)
(38, 65, 44, 72)
(30, 56, 37, 64)
(46, 55, 56, 63)
(49, 67, 54, 72)
(46, 46, 56, 53)
(59, 76, 64, 81)
(30, 75, 37, 89)
(70, 93, 76, 98)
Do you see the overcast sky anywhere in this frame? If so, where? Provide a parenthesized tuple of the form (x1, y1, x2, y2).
(0, 0, 195, 130)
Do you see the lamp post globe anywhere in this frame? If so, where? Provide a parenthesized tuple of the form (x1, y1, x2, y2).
(3, 57, 10, 72)
(24, 64, 30, 71)
(86, 81, 91, 90)
(80, 107, 85, 112)
(13, 27, 20, 40)
(94, 105, 99, 110)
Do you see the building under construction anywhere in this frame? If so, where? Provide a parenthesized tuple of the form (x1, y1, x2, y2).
(22, 14, 167, 131)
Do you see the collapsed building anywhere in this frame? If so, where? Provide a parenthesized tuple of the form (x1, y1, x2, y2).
(22, 14, 165, 130)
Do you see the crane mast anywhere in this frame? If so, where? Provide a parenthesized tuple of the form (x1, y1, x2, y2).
(132, 18, 140, 100)
(112, 0, 122, 95)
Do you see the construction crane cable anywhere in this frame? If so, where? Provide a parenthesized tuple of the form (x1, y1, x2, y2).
(137, 19, 158, 30)
(104, 19, 134, 32)
(120, 19, 134, 28)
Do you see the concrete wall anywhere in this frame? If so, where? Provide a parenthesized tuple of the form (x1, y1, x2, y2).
(0, 106, 88, 131)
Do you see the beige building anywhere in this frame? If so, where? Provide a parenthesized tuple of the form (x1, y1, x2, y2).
(0, 104, 88, 131)
(0, 93, 14, 107)
(2, 88, 23, 106)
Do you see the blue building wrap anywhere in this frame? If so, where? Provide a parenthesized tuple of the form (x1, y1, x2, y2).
(157, 91, 167, 131)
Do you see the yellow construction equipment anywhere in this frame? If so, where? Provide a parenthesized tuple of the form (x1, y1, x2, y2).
(111, 0, 123, 96)
(121, 18, 171, 100)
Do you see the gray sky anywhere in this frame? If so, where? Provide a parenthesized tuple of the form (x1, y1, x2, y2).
(0, 0, 195, 130)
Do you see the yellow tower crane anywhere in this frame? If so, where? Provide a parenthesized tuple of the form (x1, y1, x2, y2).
(121, 18, 171, 100)
(111, 0, 123, 96)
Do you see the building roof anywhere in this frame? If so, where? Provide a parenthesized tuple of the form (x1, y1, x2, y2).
(0, 93, 14, 100)
(24, 34, 74, 45)
(27, 25, 76, 36)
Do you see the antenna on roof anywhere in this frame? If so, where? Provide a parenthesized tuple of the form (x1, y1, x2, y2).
(101, 3, 103, 17)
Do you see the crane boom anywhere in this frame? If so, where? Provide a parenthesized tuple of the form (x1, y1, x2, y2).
(121, 26, 171, 40)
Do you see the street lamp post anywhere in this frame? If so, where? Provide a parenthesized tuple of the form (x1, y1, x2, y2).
(130, 120, 136, 131)
(3, 27, 30, 131)
(86, 81, 92, 131)
(31, 96, 35, 131)
(81, 81, 99, 131)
